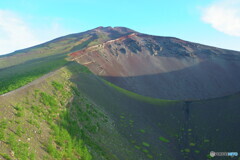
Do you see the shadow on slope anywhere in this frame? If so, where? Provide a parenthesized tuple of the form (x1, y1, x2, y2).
(101, 59, 240, 100)
(66, 62, 240, 160)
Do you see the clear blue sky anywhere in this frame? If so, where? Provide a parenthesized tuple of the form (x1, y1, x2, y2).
(0, 0, 240, 54)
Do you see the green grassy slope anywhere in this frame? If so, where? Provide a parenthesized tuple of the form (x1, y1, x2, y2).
(0, 62, 145, 160)
(0, 27, 136, 96)
(0, 64, 91, 160)
(0, 54, 68, 95)
(0, 31, 95, 69)
(0, 30, 110, 95)
(0, 27, 129, 70)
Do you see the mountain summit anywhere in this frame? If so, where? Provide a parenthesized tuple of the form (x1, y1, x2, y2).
(2, 26, 240, 100)
(70, 27, 240, 100)
(0, 27, 240, 160)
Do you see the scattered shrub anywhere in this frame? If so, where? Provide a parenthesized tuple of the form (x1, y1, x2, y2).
(40, 92, 57, 107)
(142, 142, 150, 147)
(159, 136, 170, 143)
(7, 133, 34, 160)
(52, 81, 64, 91)
(0, 120, 7, 140)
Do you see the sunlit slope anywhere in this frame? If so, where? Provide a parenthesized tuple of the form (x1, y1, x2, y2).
(0, 27, 135, 95)
(0, 27, 135, 69)
(0, 63, 93, 160)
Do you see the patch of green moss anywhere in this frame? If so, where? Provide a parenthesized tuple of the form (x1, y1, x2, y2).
(142, 142, 150, 147)
(147, 154, 153, 159)
(52, 81, 64, 91)
(134, 145, 141, 150)
(140, 129, 146, 133)
(159, 136, 170, 143)
(0, 120, 7, 141)
(194, 150, 200, 154)
(102, 79, 179, 105)
(204, 139, 210, 143)
(142, 149, 149, 153)
(0, 153, 11, 160)
(189, 142, 196, 146)
(120, 115, 125, 119)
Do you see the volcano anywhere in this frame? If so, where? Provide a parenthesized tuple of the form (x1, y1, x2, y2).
(70, 27, 240, 100)
(0, 27, 240, 160)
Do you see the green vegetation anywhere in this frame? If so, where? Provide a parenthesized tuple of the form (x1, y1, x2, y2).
(102, 79, 178, 105)
(40, 92, 58, 107)
(0, 153, 11, 160)
(34, 84, 92, 159)
(140, 129, 146, 133)
(31, 76, 131, 159)
(134, 145, 141, 150)
(71, 35, 97, 52)
(159, 136, 170, 143)
(120, 115, 125, 119)
(184, 148, 190, 153)
(147, 154, 153, 159)
(16, 126, 25, 137)
(206, 154, 213, 159)
(0, 55, 67, 95)
(68, 63, 91, 74)
(189, 142, 196, 146)
(52, 81, 64, 91)
(0, 63, 136, 159)
(14, 105, 25, 117)
(194, 150, 200, 154)
(71, 86, 80, 96)
(0, 120, 7, 141)
(46, 123, 92, 160)
(0, 31, 99, 70)
(7, 133, 35, 160)
(28, 117, 40, 128)
(142, 142, 150, 147)
(0, 76, 94, 159)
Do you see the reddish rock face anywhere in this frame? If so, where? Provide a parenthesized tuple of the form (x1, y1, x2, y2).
(71, 27, 240, 100)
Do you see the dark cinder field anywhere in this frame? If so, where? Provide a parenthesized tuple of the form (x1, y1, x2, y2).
(71, 64, 240, 160)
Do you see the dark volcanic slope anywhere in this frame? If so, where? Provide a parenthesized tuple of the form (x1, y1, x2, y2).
(71, 29, 240, 100)
(72, 68, 240, 160)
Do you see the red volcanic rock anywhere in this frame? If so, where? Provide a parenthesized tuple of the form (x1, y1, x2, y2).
(70, 28, 240, 100)
(70, 49, 87, 57)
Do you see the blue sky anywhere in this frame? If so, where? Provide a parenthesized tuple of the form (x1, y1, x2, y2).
(0, 0, 240, 55)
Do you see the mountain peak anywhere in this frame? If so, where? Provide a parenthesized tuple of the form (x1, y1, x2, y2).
(93, 26, 137, 34)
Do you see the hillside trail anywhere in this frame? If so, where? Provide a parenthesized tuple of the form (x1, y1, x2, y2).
(0, 70, 57, 98)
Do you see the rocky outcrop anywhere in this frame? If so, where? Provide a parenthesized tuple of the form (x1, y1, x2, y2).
(71, 27, 240, 100)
